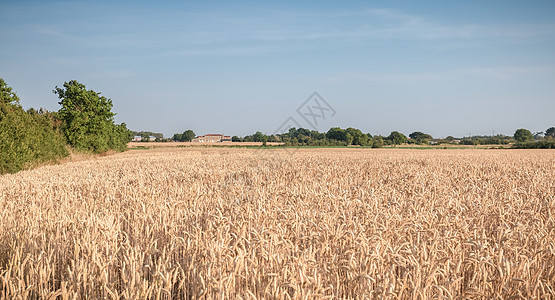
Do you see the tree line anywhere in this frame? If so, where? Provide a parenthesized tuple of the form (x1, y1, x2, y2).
(160, 126, 554, 148)
(512, 128, 555, 149)
(230, 126, 555, 148)
(231, 128, 421, 147)
(1, 79, 131, 174)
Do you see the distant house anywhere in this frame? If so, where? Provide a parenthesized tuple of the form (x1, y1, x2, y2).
(191, 134, 232, 143)
(132, 136, 157, 142)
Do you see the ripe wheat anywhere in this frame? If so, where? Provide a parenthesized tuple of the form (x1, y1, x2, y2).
(1, 148, 554, 298)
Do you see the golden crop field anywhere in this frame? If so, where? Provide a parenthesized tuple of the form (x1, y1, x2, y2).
(1, 148, 554, 299)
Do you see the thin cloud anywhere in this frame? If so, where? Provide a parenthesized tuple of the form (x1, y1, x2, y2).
(88, 70, 136, 79)
(455, 66, 555, 79)
(326, 66, 555, 83)
(30, 7, 555, 58)
(163, 8, 555, 56)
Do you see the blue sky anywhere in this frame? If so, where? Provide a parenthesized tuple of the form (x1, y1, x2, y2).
(1, 0, 554, 138)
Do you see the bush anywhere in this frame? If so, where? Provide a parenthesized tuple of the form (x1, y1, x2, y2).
(0, 101, 68, 174)
(513, 140, 555, 149)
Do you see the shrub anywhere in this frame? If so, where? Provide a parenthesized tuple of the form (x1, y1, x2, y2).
(0, 93, 68, 174)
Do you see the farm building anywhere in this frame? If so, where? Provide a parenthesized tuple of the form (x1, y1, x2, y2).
(132, 136, 156, 142)
(191, 134, 232, 143)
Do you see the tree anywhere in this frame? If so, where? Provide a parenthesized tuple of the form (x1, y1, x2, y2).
(326, 127, 346, 141)
(268, 134, 281, 142)
(182, 130, 195, 142)
(243, 134, 254, 142)
(297, 128, 310, 137)
(514, 128, 533, 143)
(287, 127, 298, 138)
(387, 131, 407, 145)
(253, 131, 267, 143)
(533, 132, 545, 140)
(54, 80, 130, 152)
(346, 127, 368, 146)
(232, 136, 242, 142)
(409, 131, 433, 144)
(372, 136, 384, 148)
(546, 127, 555, 139)
(0, 78, 20, 104)
(110, 123, 133, 151)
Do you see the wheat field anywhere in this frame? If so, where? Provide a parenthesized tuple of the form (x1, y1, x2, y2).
(1, 148, 554, 299)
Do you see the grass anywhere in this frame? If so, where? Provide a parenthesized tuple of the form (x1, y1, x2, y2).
(1, 148, 554, 298)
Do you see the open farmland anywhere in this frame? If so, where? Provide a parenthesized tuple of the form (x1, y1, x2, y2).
(1, 148, 554, 299)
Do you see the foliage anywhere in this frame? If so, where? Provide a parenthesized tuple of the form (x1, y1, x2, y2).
(54, 80, 130, 153)
(182, 130, 195, 142)
(131, 131, 164, 139)
(513, 128, 533, 143)
(238, 127, 381, 147)
(0, 78, 20, 104)
(252, 131, 268, 143)
(109, 123, 133, 151)
(346, 127, 369, 146)
(172, 130, 196, 142)
(546, 127, 555, 138)
(409, 131, 433, 144)
(387, 131, 408, 145)
(460, 138, 478, 146)
(513, 140, 555, 149)
(372, 135, 384, 148)
(458, 135, 512, 145)
(0, 79, 68, 174)
(326, 127, 350, 143)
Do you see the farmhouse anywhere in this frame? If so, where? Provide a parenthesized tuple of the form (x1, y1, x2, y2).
(132, 136, 156, 142)
(191, 134, 232, 143)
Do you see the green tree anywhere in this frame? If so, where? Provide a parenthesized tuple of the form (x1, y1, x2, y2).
(268, 134, 281, 142)
(287, 127, 298, 138)
(346, 127, 369, 146)
(232, 136, 242, 142)
(297, 128, 310, 137)
(172, 133, 183, 141)
(253, 131, 268, 143)
(372, 136, 384, 148)
(546, 127, 555, 139)
(387, 131, 407, 146)
(182, 130, 196, 142)
(326, 127, 347, 142)
(513, 128, 533, 143)
(110, 123, 133, 151)
(0, 78, 20, 104)
(409, 131, 433, 144)
(54, 80, 130, 152)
